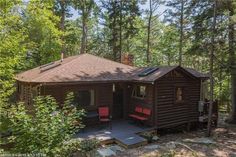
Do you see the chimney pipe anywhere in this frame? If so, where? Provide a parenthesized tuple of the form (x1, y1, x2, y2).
(121, 53, 134, 66)
(61, 52, 64, 62)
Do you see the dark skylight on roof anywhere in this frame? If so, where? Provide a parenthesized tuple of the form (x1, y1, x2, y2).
(40, 62, 55, 69)
(138, 67, 159, 77)
(40, 62, 61, 72)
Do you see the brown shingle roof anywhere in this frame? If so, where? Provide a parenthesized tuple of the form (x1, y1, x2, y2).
(185, 67, 210, 78)
(16, 54, 208, 83)
(132, 66, 177, 82)
(132, 66, 209, 82)
(16, 54, 138, 83)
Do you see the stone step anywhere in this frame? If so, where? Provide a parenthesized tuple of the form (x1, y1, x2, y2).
(114, 134, 148, 149)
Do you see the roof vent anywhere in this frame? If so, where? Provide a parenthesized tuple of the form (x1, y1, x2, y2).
(138, 67, 159, 77)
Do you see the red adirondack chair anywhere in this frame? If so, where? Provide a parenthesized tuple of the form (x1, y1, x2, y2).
(98, 106, 111, 129)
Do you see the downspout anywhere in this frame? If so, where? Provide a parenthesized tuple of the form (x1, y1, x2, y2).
(200, 79, 203, 101)
(43, 83, 46, 95)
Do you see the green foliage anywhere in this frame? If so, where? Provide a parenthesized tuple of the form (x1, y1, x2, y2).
(57, 139, 81, 157)
(101, 0, 141, 61)
(23, 0, 62, 66)
(73, 0, 99, 54)
(57, 138, 99, 157)
(141, 131, 155, 143)
(78, 139, 100, 153)
(0, 0, 28, 138)
(154, 25, 179, 66)
(0, 0, 26, 103)
(8, 93, 85, 156)
(64, 19, 82, 55)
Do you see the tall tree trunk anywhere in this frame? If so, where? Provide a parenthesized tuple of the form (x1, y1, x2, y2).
(219, 67, 222, 106)
(179, 0, 184, 66)
(112, 16, 118, 61)
(231, 72, 236, 122)
(119, 0, 122, 62)
(228, 0, 236, 123)
(112, 1, 119, 61)
(227, 76, 231, 113)
(146, 0, 152, 64)
(207, 0, 216, 137)
(60, 0, 65, 59)
(80, 4, 87, 54)
(167, 54, 171, 66)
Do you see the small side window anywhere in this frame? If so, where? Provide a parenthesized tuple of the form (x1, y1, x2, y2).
(175, 87, 183, 102)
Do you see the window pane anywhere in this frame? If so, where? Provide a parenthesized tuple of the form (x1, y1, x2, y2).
(140, 86, 146, 97)
(176, 87, 183, 101)
(77, 90, 95, 106)
(132, 85, 146, 98)
(90, 90, 95, 106)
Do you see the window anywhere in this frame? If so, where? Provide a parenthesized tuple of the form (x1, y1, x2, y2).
(175, 87, 183, 102)
(76, 90, 95, 106)
(32, 85, 41, 98)
(113, 84, 116, 92)
(132, 85, 146, 99)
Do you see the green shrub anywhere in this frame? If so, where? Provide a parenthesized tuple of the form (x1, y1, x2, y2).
(57, 138, 100, 157)
(8, 92, 85, 156)
(79, 139, 100, 153)
(141, 131, 155, 143)
(57, 139, 81, 157)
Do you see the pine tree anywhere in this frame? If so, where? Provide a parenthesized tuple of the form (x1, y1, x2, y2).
(54, 0, 73, 58)
(101, 0, 140, 61)
(73, 0, 98, 54)
(227, 0, 236, 123)
(165, 0, 191, 66)
(23, 0, 62, 66)
(188, 0, 236, 120)
(146, 0, 164, 64)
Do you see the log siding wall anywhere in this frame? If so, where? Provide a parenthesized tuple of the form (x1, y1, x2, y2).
(42, 83, 113, 111)
(155, 70, 201, 128)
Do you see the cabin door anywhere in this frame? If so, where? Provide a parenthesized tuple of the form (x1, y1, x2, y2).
(112, 84, 124, 120)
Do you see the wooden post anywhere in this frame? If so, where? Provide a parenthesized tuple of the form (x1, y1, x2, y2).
(207, 0, 216, 137)
(230, 65, 236, 122)
(123, 83, 127, 119)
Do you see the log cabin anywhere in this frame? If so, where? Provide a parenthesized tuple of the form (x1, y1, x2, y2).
(15, 53, 210, 129)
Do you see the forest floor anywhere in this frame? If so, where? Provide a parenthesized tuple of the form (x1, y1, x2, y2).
(114, 114, 236, 157)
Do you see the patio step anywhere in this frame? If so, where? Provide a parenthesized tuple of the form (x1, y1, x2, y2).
(114, 134, 148, 149)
